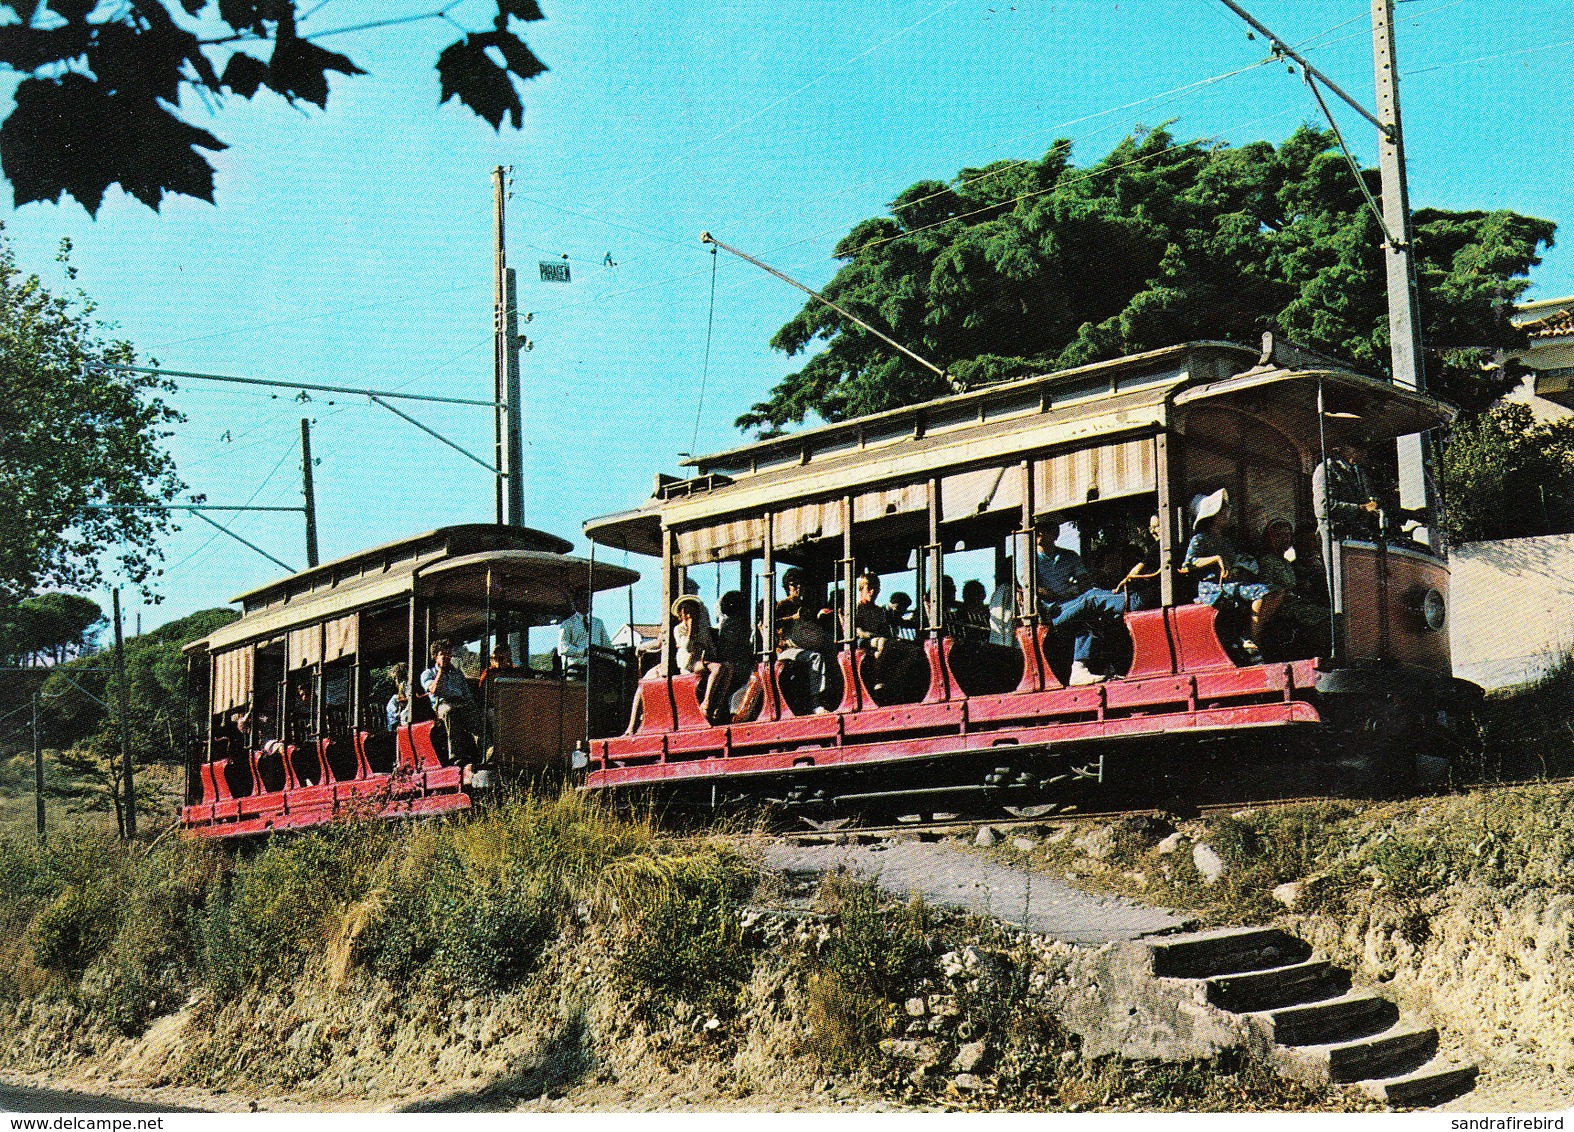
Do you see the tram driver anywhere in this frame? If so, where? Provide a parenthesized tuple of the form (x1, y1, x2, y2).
(558, 589, 610, 681)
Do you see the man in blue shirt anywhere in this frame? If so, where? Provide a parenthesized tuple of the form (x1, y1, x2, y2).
(420, 638, 479, 766)
(1034, 521, 1086, 618)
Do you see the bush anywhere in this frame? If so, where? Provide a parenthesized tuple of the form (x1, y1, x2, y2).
(32, 882, 120, 976)
(801, 971, 886, 1068)
(818, 874, 932, 1002)
(609, 850, 753, 1013)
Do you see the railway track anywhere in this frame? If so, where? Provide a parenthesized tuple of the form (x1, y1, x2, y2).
(780, 774, 1574, 844)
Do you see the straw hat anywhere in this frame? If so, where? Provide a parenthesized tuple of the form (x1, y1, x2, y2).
(671, 594, 706, 619)
(1191, 488, 1229, 528)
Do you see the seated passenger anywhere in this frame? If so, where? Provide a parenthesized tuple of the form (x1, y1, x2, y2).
(773, 599, 831, 714)
(955, 579, 992, 646)
(706, 591, 753, 722)
(421, 638, 481, 766)
(1118, 514, 1164, 609)
(886, 592, 919, 640)
(1035, 518, 1088, 618)
(1180, 489, 1284, 663)
(479, 644, 521, 686)
(1265, 519, 1332, 657)
(1050, 545, 1147, 685)
(385, 662, 410, 731)
(855, 571, 920, 695)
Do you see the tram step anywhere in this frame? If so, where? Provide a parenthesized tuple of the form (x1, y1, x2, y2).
(1262, 990, 1399, 1047)
(1358, 1061, 1478, 1108)
(1148, 926, 1312, 979)
(1205, 960, 1350, 1013)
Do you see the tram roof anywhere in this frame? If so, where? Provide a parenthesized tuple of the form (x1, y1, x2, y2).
(189, 525, 638, 655)
(584, 338, 1455, 556)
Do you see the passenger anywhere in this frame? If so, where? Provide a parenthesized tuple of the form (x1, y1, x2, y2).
(706, 591, 753, 722)
(988, 577, 1017, 645)
(772, 598, 832, 714)
(886, 592, 918, 640)
(385, 662, 410, 731)
(289, 681, 314, 741)
(956, 580, 992, 646)
(1034, 519, 1087, 618)
(479, 644, 521, 685)
(421, 638, 481, 766)
(1117, 514, 1164, 609)
(1180, 489, 1284, 663)
(855, 571, 920, 696)
(557, 589, 609, 681)
(1050, 545, 1146, 685)
(1311, 441, 1426, 541)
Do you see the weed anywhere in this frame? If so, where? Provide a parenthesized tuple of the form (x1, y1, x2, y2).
(801, 971, 888, 1068)
(816, 872, 932, 1002)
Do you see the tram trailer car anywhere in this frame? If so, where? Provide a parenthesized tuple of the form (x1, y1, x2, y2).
(582, 338, 1480, 823)
(181, 525, 637, 839)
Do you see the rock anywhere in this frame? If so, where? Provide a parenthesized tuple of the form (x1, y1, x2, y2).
(1272, 881, 1303, 908)
(1117, 813, 1176, 846)
(1123, 870, 1148, 888)
(975, 825, 999, 847)
(907, 1065, 932, 1086)
(928, 994, 959, 1017)
(702, 1017, 721, 1031)
(905, 997, 928, 1017)
(1156, 832, 1184, 855)
(1046, 825, 1072, 844)
(939, 951, 966, 978)
(1192, 842, 1227, 885)
(1011, 837, 1039, 852)
(952, 1039, 993, 1074)
(1060, 1049, 1079, 1064)
(1075, 825, 1117, 861)
(948, 1073, 984, 1094)
(879, 1038, 941, 1063)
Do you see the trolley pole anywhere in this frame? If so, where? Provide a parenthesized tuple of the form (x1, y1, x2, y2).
(32, 693, 43, 840)
(300, 417, 320, 568)
(1372, 0, 1438, 550)
(491, 167, 526, 528)
(112, 589, 135, 839)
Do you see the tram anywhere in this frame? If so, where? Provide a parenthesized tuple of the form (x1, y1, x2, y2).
(581, 336, 1477, 821)
(181, 524, 637, 838)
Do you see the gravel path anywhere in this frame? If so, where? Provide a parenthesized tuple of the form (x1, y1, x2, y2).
(758, 836, 1188, 945)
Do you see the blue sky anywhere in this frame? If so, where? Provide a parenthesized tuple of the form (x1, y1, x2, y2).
(10, 0, 1574, 632)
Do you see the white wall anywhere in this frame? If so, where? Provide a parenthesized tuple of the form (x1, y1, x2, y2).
(1450, 533, 1574, 689)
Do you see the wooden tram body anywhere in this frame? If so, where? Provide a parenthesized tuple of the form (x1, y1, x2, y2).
(582, 339, 1475, 817)
(181, 525, 637, 838)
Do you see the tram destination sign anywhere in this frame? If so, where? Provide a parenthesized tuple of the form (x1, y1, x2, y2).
(539, 261, 571, 283)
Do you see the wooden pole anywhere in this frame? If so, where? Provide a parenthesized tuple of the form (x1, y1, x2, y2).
(112, 589, 135, 839)
(301, 417, 320, 568)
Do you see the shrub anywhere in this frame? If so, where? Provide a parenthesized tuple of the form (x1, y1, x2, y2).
(818, 875, 932, 1002)
(31, 882, 120, 976)
(801, 971, 887, 1068)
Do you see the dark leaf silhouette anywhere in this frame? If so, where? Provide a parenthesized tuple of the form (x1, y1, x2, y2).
(0, 0, 545, 213)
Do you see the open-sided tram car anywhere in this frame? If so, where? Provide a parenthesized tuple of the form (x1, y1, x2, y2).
(181, 524, 637, 838)
(581, 338, 1479, 821)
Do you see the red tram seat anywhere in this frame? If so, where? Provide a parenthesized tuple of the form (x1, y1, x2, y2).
(360, 730, 398, 774)
(290, 741, 324, 787)
(670, 673, 709, 730)
(634, 674, 677, 734)
(1167, 603, 1236, 671)
(397, 721, 445, 771)
(1125, 608, 1177, 679)
(222, 754, 254, 799)
(947, 640, 1024, 697)
(255, 746, 288, 794)
(201, 760, 230, 805)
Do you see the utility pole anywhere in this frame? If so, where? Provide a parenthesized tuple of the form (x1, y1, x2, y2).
(111, 589, 135, 839)
(1371, 0, 1438, 549)
(32, 693, 43, 840)
(300, 417, 320, 568)
(492, 166, 526, 528)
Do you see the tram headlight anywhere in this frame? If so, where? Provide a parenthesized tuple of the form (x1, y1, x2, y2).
(1407, 587, 1446, 632)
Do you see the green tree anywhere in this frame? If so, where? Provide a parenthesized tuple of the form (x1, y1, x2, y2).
(741, 126, 1554, 435)
(0, 234, 182, 604)
(1438, 402, 1574, 543)
(0, 593, 104, 666)
(0, 0, 547, 215)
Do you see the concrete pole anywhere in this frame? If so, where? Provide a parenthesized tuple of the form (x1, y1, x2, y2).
(1372, 0, 1439, 550)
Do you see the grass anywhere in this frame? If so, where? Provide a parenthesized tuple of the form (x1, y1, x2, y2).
(0, 788, 755, 1039)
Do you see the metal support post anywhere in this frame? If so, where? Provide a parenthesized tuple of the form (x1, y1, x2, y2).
(32, 694, 43, 840)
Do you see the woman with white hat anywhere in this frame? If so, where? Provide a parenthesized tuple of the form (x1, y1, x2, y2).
(1181, 488, 1284, 662)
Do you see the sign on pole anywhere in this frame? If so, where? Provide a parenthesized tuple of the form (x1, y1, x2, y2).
(539, 262, 571, 283)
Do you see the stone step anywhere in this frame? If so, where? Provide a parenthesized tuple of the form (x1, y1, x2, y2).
(1330, 1025, 1440, 1084)
(1263, 990, 1399, 1047)
(1206, 960, 1351, 1013)
(1359, 1061, 1479, 1108)
(1148, 926, 1312, 979)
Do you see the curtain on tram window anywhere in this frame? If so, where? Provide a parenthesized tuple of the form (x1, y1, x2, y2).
(288, 623, 323, 670)
(771, 499, 846, 548)
(211, 646, 253, 716)
(852, 482, 927, 523)
(940, 464, 1024, 519)
(1034, 437, 1156, 514)
(323, 614, 358, 662)
(673, 517, 766, 567)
